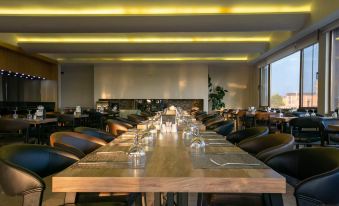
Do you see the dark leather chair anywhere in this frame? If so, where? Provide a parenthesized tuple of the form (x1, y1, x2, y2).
(195, 112, 209, 121)
(0, 144, 79, 206)
(0, 118, 30, 143)
(320, 118, 339, 146)
(213, 120, 234, 136)
(74, 127, 115, 143)
(289, 117, 321, 148)
(50, 132, 107, 158)
(238, 133, 295, 161)
(266, 148, 339, 206)
(226, 127, 269, 144)
(201, 114, 220, 124)
(204, 116, 225, 130)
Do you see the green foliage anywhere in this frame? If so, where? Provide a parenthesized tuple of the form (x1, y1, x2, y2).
(271, 94, 285, 107)
(208, 75, 228, 110)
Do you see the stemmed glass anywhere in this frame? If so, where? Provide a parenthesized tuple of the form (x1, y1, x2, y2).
(190, 125, 206, 152)
(27, 109, 32, 120)
(305, 109, 310, 117)
(127, 132, 146, 167)
(311, 109, 316, 117)
(13, 107, 18, 119)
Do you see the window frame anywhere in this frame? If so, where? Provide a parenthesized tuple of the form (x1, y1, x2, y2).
(260, 42, 319, 109)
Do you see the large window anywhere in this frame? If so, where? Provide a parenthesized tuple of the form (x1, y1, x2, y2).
(302, 43, 319, 107)
(331, 29, 339, 111)
(270, 52, 301, 108)
(259, 65, 269, 106)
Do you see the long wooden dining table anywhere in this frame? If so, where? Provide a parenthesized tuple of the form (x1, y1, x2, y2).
(52, 130, 286, 206)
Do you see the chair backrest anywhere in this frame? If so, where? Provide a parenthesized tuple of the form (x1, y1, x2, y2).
(238, 133, 294, 161)
(320, 118, 339, 130)
(204, 116, 224, 127)
(106, 120, 129, 136)
(74, 127, 115, 142)
(255, 112, 270, 121)
(127, 114, 146, 124)
(226, 127, 269, 144)
(0, 119, 30, 132)
(266, 147, 339, 181)
(214, 120, 234, 136)
(0, 144, 78, 199)
(289, 117, 321, 129)
(115, 117, 137, 127)
(50, 132, 106, 158)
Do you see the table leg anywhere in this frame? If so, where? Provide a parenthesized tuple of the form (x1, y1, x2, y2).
(263, 194, 283, 206)
(64, 192, 77, 204)
(167, 193, 175, 206)
(154, 193, 161, 206)
(177, 193, 188, 206)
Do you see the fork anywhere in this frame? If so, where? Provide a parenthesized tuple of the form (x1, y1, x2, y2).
(209, 158, 261, 166)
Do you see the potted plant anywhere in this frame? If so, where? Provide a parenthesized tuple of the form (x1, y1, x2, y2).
(208, 75, 228, 110)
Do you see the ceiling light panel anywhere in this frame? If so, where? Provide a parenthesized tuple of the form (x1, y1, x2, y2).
(0, 5, 311, 16)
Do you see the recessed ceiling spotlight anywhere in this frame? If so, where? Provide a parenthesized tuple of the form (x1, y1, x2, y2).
(42, 78, 46, 80)
(0, 69, 4, 72)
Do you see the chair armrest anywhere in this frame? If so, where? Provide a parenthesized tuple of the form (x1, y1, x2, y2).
(295, 168, 339, 205)
(0, 160, 45, 196)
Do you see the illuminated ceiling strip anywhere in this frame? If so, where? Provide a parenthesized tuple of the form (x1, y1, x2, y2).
(57, 56, 249, 62)
(17, 37, 271, 43)
(0, 5, 311, 16)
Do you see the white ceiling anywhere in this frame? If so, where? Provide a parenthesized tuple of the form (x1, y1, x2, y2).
(0, 0, 319, 63)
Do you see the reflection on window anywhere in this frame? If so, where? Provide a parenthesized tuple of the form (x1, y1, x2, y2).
(270, 52, 301, 108)
(331, 29, 339, 111)
(260, 65, 269, 106)
(302, 43, 318, 108)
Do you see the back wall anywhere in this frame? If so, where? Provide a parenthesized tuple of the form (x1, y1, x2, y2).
(94, 63, 209, 111)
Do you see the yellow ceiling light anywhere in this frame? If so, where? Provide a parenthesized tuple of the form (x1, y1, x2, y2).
(57, 56, 248, 62)
(17, 36, 270, 43)
(0, 5, 311, 16)
(230, 5, 312, 14)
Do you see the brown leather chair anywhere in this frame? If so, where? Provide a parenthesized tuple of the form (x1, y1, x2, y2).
(74, 127, 116, 142)
(107, 120, 128, 136)
(0, 118, 30, 143)
(0, 144, 79, 206)
(238, 133, 295, 161)
(50, 132, 106, 158)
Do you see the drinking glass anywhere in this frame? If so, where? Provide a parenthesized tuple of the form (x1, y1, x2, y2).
(27, 110, 32, 120)
(128, 133, 146, 167)
(311, 109, 316, 117)
(190, 125, 205, 154)
(13, 108, 18, 119)
(305, 109, 310, 117)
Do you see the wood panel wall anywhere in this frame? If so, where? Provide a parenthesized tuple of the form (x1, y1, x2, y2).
(0, 45, 58, 80)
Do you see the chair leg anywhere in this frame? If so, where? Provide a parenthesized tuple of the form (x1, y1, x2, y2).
(23, 190, 43, 206)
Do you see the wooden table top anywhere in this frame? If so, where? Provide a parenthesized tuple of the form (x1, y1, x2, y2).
(52, 131, 285, 194)
(328, 124, 339, 131)
(270, 116, 297, 123)
(23, 118, 58, 125)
